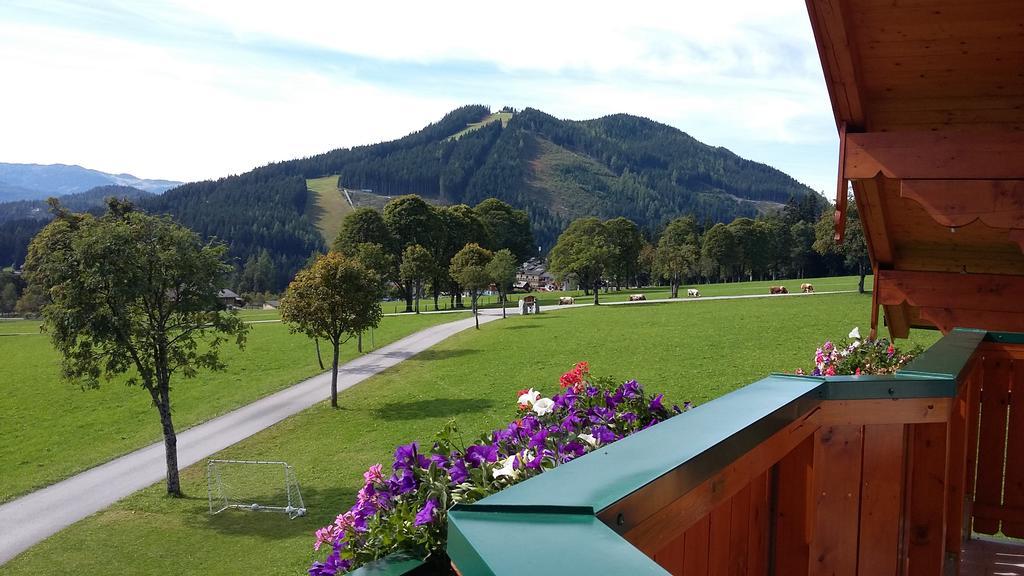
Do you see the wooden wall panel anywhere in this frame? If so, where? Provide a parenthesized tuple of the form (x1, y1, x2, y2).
(653, 530, 686, 574)
(747, 472, 771, 576)
(773, 435, 814, 576)
(1002, 360, 1024, 538)
(974, 356, 1010, 535)
(682, 515, 710, 576)
(906, 422, 949, 576)
(858, 424, 905, 576)
(709, 500, 731, 576)
(809, 425, 864, 576)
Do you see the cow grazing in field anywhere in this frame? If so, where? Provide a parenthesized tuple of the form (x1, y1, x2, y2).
(687, 289, 701, 297)
(558, 297, 575, 305)
(629, 294, 646, 302)
(801, 283, 815, 293)
(769, 286, 789, 295)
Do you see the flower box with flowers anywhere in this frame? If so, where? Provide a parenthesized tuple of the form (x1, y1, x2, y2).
(308, 363, 691, 576)
(795, 327, 923, 377)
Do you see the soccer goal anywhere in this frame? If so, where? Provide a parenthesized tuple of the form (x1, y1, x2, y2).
(207, 459, 306, 519)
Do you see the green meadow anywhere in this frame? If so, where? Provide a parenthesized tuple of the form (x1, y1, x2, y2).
(2, 291, 939, 574)
(0, 312, 468, 502)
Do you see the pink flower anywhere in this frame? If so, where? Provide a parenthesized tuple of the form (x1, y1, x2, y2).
(855, 367, 862, 376)
(334, 511, 356, 533)
(314, 524, 341, 551)
(795, 368, 805, 375)
(363, 463, 384, 484)
(825, 365, 836, 376)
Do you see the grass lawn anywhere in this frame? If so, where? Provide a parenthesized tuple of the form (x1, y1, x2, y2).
(2, 291, 940, 574)
(305, 175, 352, 245)
(0, 312, 468, 503)
(475, 274, 873, 310)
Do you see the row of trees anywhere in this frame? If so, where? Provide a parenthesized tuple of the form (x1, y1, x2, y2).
(547, 193, 869, 300)
(334, 195, 534, 313)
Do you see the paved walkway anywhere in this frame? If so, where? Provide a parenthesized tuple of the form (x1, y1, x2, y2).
(0, 311, 501, 565)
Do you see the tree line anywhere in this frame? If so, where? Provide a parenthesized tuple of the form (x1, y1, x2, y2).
(547, 193, 870, 302)
(333, 195, 534, 314)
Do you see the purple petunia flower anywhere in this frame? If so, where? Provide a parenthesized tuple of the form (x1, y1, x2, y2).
(592, 425, 616, 444)
(414, 498, 439, 526)
(623, 379, 642, 399)
(449, 458, 468, 484)
(528, 428, 548, 450)
(465, 443, 498, 467)
(388, 469, 417, 495)
(649, 393, 664, 412)
(393, 442, 419, 471)
(620, 412, 638, 424)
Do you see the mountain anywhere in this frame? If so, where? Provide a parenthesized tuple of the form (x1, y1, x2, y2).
(0, 106, 821, 289)
(0, 163, 181, 201)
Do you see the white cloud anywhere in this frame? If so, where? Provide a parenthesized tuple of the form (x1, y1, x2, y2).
(0, 0, 839, 192)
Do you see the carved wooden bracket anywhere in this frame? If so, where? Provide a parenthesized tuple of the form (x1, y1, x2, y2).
(901, 180, 1024, 229)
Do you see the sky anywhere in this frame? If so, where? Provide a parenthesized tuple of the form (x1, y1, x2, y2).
(0, 0, 839, 197)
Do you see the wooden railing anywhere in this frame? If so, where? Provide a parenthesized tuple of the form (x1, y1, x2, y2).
(439, 329, 1024, 576)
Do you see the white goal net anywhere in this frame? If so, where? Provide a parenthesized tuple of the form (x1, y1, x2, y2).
(207, 459, 306, 519)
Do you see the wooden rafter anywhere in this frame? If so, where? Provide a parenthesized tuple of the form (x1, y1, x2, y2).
(845, 132, 1024, 180)
(805, 0, 866, 130)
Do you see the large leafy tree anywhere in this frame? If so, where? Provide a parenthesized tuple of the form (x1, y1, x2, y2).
(334, 207, 394, 253)
(281, 252, 382, 408)
(437, 205, 488, 309)
(23, 199, 248, 496)
(605, 217, 644, 290)
(449, 243, 493, 329)
(814, 193, 870, 293)
(700, 222, 738, 282)
(399, 244, 436, 314)
(548, 217, 612, 305)
(656, 216, 700, 298)
(486, 248, 518, 319)
(473, 198, 535, 262)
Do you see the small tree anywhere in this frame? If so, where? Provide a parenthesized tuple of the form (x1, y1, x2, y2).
(814, 193, 870, 293)
(656, 216, 700, 298)
(449, 243, 493, 329)
(281, 252, 382, 408)
(486, 248, 518, 319)
(399, 244, 436, 314)
(23, 199, 248, 496)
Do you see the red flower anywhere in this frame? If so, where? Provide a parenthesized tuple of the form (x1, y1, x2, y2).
(855, 367, 862, 375)
(574, 361, 589, 374)
(825, 365, 837, 376)
(559, 371, 581, 389)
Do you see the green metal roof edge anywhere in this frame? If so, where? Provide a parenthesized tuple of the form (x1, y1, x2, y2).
(448, 509, 669, 576)
(347, 552, 425, 576)
(897, 328, 985, 380)
(984, 331, 1024, 345)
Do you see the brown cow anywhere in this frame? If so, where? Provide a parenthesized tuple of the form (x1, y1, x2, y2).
(769, 286, 789, 295)
(628, 294, 646, 301)
(558, 297, 575, 305)
(801, 283, 815, 293)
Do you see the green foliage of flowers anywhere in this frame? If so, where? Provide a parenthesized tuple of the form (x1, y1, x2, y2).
(798, 327, 923, 376)
(309, 364, 687, 575)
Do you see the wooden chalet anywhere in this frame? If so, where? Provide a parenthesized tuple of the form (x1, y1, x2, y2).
(354, 2, 1024, 575)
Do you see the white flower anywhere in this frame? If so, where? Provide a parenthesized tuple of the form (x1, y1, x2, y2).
(493, 455, 519, 480)
(517, 388, 540, 407)
(848, 327, 861, 340)
(578, 433, 598, 447)
(532, 397, 555, 416)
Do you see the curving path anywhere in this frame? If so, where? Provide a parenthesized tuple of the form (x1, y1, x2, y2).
(0, 311, 501, 565)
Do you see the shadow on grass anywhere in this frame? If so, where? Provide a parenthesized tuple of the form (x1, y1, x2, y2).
(502, 323, 543, 330)
(411, 348, 480, 362)
(188, 485, 356, 540)
(371, 397, 495, 420)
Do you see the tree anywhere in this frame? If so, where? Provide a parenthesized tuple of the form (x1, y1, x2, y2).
(814, 194, 870, 293)
(399, 244, 436, 314)
(486, 248, 518, 319)
(334, 208, 394, 253)
(437, 205, 487, 309)
(281, 252, 382, 408)
(656, 216, 700, 298)
(449, 243, 493, 329)
(638, 243, 658, 287)
(384, 196, 439, 312)
(605, 217, 644, 289)
(700, 223, 738, 282)
(22, 198, 248, 496)
(473, 198, 535, 262)
(346, 242, 395, 352)
(548, 217, 612, 305)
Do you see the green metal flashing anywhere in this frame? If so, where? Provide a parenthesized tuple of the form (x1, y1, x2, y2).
(821, 374, 957, 399)
(448, 510, 669, 576)
(898, 328, 985, 380)
(984, 331, 1024, 345)
(346, 552, 425, 576)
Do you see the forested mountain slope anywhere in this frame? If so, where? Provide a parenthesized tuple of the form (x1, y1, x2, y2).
(1, 106, 821, 289)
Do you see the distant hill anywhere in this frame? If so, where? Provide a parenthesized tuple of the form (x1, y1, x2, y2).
(0, 163, 181, 201)
(0, 106, 822, 288)
(0, 185, 153, 268)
